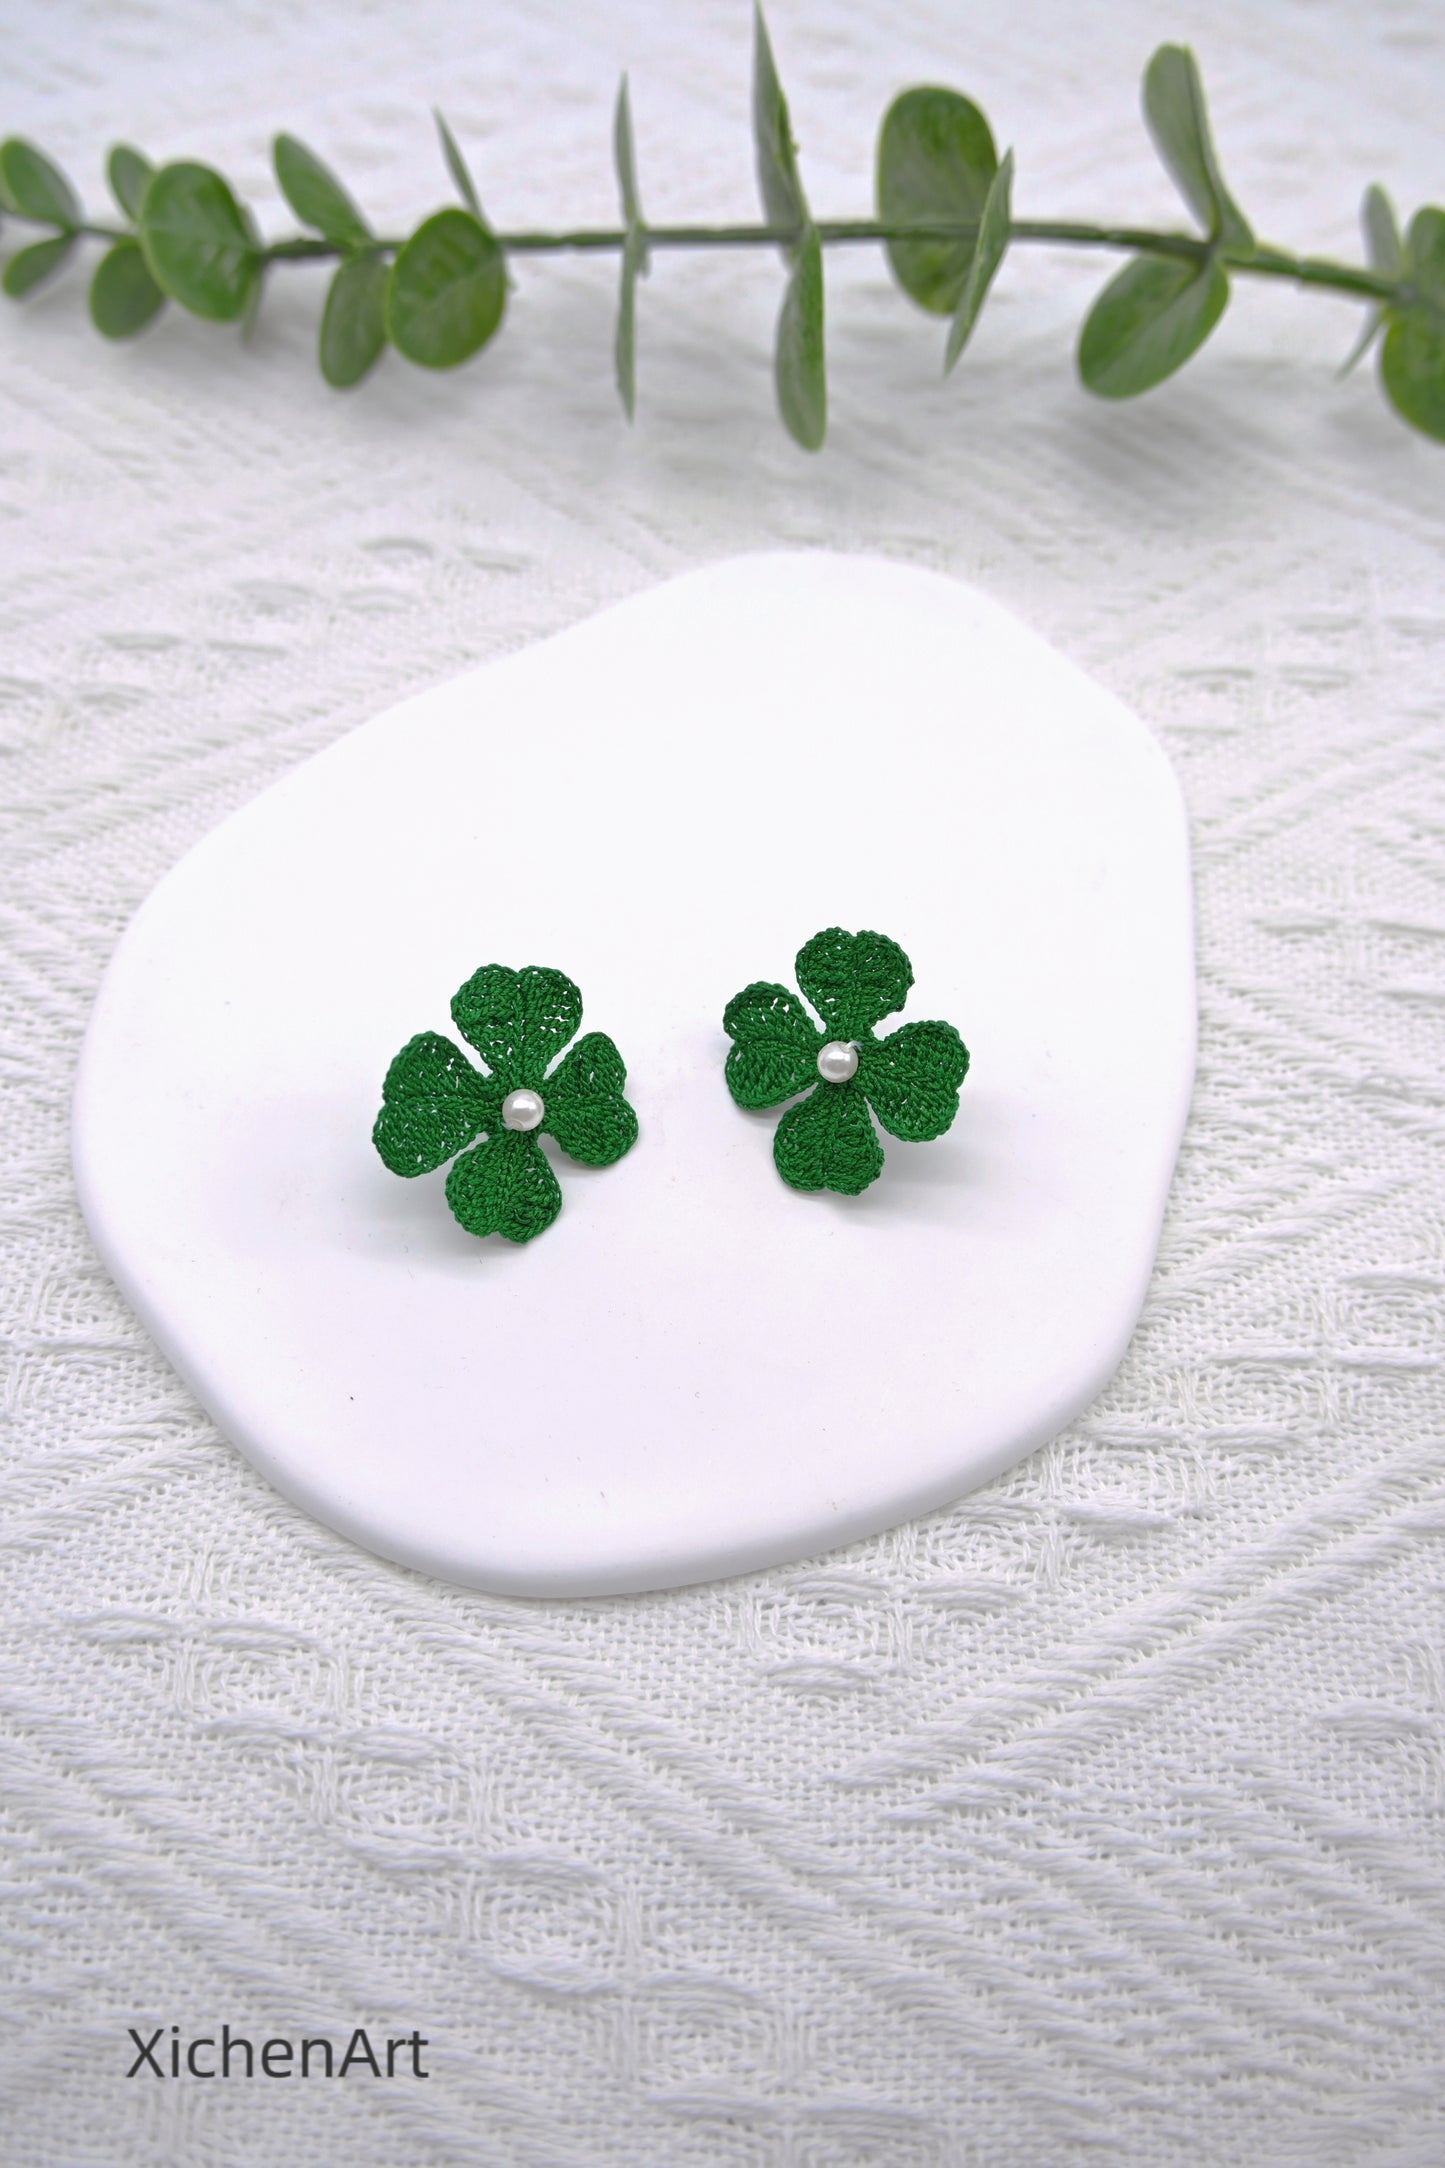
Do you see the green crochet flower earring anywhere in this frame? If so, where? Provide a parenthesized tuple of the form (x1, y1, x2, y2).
(723, 927, 969, 1195)
(374, 963, 638, 1243)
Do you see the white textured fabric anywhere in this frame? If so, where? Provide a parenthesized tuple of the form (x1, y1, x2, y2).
(3, 2, 1444, 2162)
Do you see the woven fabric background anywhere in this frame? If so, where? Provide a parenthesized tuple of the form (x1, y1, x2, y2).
(3, 2, 1444, 2162)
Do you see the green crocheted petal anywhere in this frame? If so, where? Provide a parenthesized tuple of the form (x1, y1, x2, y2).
(543, 1030, 639, 1167)
(444, 1129, 562, 1243)
(795, 927, 914, 1038)
(772, 1079, 885, 1195)
(449, 964, 583, 1091)
(859, 1019, 970, 1142)
(723, 981, 823, 1108)
(373, 1031, 497, 1176)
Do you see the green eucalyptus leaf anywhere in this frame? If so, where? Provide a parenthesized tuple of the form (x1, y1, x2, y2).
(434, 110, 483, 221)
(107, 144, 154, 224)
(1340, 186, 1404, 379)
(775, 220, 825, 449)
(876, 86, 998, 315)
(2, 233, 75, 298)
(386, 207, 505, 368)
(752, 24, 839, 462)
(139, 161, 260, 321)
(89, 237, 165, 335)
(944, 146, 1011, 372)
(320, 246, 389, 387)
(1380, 312, 1445, 440)
(239, 261, 265, 342)
(1362, 183, 1403, 278)
(612, 73, 648, 421)
(1079, 251, 1230, 398)
(1142, 44, 1252, 252)
(0, 138, 80, 228)
(1337, 311, 1382, 379)
(614, 73, 644, 236)
(615, 225, 644, 421)
(1379, 205, 1445, 441)
(1403, 203, 1445, 295)
(273, 133, 370, 249)
(752, 4, 808, 257)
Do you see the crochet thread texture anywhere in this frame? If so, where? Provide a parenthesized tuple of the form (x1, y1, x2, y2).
(374, 964, 637, 1242)
(724, 927, 968, 1195)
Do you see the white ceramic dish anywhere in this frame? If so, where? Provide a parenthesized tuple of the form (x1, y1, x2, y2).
(73, 553, 1195, 1595)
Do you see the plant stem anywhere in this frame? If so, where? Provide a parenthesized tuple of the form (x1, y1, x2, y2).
(418, 219, 1408, 305)
(1222, 240, 1397, 302)
(2, 205, 1401, 305)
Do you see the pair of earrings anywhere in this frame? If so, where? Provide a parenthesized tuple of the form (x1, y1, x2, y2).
(373, 926, 970, 1244)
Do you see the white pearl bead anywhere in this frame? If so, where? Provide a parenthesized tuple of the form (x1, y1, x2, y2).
(501, 1087, 545, 1132)
(817, 1039, 859, 1084)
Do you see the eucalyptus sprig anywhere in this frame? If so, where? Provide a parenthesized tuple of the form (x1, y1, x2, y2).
(1, 12, 1440, 450)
